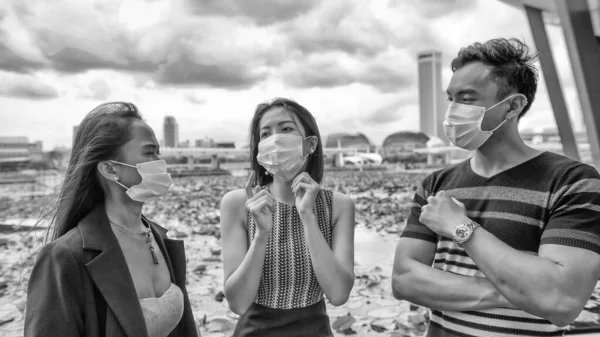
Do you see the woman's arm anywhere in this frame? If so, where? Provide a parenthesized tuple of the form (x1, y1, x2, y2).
(25, 242, 85, 337)
(301, 192, 355, 306)
(220, 183, 275, 315)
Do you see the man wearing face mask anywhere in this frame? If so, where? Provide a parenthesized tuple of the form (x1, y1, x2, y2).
(392, 38, 600, 337)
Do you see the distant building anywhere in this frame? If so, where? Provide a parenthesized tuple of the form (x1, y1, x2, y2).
(418, 50, 448, 144)
(178, 140, 191, 148)
(163, 116, 179, 148)
(325, 132, 371, 150)
(196, 137, 215, 148)
(520, 129, 588, 143)
(0, 137, 44, 163)
(382, 131, 430, 162)
(215, 142, 236, 148)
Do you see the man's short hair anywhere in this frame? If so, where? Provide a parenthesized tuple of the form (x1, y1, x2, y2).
(451, 38, 539, 119)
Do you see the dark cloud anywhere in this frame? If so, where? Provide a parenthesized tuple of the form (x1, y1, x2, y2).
(0, 41, 45, 73)
(281, 2, 387, 57)
(280, 0, 443, 63)
(182, 0, 319, 25)
(46, 47, 124, 73)
(8, 1, 152, 74)
(46, 47, 153, 74)
(0, 76, 59, 100)
(155, 47, 268, 89)
(365, 101, 406, 125)
(0, 0, 465, 92)
(282, 53, 414, 93)
(282, 2, 388, 57)
(359, 60, 414, 93)
(390, 0, 478, 18)
(281, 57, 355, 89)
(4, 1, 273, 89)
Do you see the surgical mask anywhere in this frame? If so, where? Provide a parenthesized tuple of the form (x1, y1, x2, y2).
(257, 134, 311, 182)
(109, 159, 172, 202)
(443, 94, 526, 151)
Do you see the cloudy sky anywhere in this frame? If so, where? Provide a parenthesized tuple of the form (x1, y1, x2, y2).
(0, 0, 585, 150)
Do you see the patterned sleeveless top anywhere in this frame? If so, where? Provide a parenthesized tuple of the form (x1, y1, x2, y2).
(246, 188, 334, 309)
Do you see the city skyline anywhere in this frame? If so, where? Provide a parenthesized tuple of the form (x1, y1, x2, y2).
(0, 0, 587, 151)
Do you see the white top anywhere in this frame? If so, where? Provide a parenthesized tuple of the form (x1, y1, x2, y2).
(139, 283, 184, 337)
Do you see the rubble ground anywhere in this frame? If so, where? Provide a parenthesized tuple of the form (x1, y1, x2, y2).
(1, 172, 599, 337)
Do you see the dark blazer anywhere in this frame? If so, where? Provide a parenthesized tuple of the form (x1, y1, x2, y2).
(24, 205, 199, 337)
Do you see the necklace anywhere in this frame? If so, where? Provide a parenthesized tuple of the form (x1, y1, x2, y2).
(109, 219, 159, 265)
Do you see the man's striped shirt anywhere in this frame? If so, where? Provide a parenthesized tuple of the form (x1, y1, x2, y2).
(401, 152, 600, 337)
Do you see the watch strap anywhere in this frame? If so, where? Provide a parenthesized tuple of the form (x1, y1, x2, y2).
(453, 220, 480, 246)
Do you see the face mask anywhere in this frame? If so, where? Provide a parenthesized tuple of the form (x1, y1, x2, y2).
(257, 134, 311, 182)
(109, 159, 172, 202)
(443, 94, 526, 151)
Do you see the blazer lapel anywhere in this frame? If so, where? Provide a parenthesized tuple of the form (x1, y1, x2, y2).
(144, 217, 186, 287)
(79, 205, 149, 337)
(164, 239, 186, 287)
(147, 222, 176, 284)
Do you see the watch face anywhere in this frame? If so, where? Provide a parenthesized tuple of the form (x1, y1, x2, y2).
(455, 224, 470, 239)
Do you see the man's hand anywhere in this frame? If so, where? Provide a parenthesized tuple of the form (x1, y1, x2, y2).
(419, 190, 470, 238)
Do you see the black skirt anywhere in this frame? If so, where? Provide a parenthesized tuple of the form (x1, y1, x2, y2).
(232, 299, 334, 337)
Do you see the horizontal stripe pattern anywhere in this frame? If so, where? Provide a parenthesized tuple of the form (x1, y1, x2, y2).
(549, 178, 600, 208)
(467, 210, 545, 228)
(431, 310, 563, 337)
(401, 152, 600, 337)
(446, 186, 551, 208)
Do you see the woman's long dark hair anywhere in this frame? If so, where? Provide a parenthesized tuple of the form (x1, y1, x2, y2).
(50, 102, 142, 241)
(249, 97, 324, 186)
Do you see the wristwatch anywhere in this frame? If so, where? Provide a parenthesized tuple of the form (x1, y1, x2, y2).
(452, 220, 480, 246)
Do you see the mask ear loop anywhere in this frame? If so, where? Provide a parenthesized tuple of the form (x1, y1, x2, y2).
(487, 94, 528, 132)
(490, 117, 509, 132)
(107, 160, 135, 190)
(112, 177, 130, 191)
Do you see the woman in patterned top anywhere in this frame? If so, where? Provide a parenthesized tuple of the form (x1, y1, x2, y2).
(220, 97, 356, 337)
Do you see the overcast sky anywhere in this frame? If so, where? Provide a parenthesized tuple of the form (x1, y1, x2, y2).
(0, 0, 585, 150)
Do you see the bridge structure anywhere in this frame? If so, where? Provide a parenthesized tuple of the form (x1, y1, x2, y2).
(160, 147, 373, 170)
(498, 0, 600, 167)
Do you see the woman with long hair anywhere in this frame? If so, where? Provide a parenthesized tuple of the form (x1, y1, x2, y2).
(220, 98, 356, 336)
(24, 102, 198, 337)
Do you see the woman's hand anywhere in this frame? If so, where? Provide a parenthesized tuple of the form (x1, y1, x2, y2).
(244, 171, 275, 236)
(292, 172, 320, 217)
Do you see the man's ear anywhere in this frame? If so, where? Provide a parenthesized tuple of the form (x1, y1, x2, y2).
(506, 94, 528, 120)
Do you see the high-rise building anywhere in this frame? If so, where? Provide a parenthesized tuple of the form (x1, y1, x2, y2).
(418, 50, 448, 143)
(163, 116, 179, 148)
